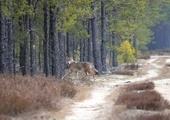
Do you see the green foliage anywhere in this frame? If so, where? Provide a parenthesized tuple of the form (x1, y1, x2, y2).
(58, 0, 92, 33)
(136, 26, 154, 50)
(107, 0, 167, 50)
(1, 0, 33, 18)
(117, 40, 136, 63)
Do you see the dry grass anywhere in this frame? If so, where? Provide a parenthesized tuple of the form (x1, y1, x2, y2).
(139, 52, 151, 60)
(124, 63, 139, 70)
(0, 115, 11, 120)
(136, 113, 170, 120)
(116, 90, 170, 111)
(113, 70, 134, 76)
(116, 81, 169, 111)
(126, 82, 155, 91)
(160, 65, 170, 78)
(0, 75, 77, 116)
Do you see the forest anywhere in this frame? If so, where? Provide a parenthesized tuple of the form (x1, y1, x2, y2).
(0, 0, 170, 78)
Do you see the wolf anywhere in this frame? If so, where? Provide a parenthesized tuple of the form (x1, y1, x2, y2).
(61, 57, 99, 80)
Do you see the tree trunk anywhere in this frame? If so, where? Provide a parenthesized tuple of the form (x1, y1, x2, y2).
(29, 0, 36, 76)
(101, 0, 107, 72)
(20, 43, 25, 75)
(7, 18, 14, 74)
(66, 32, 71, 57)
(38, 39, 42, 72)
(112, 32, 118, 67)
(50, 6, 60, 77)
(83, 39, 88, 61)
(80, 39, 84, 61)
(72, 37, 76, 60)
(133, 35, 138, 61)
(0, 5, 7, 74)
(19, 16, 30, 76)
(91, 1, 102, 73)
(87, 19, 93, 63)
(58, 31, 65, 77)
(43, 2, 50, 77)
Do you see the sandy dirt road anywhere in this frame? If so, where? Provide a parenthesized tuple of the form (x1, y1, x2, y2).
(64, 55, 170, 120)
(14, 55, 170, 120)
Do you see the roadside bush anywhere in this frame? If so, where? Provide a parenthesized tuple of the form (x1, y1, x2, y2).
(0, 75, 77, 115)
(116, 91, 170, 111)
(114, 70, 134, 76)
(127, 82, 155, 91)
(124, 63, 139, 70)
(136, 114, 170, 120)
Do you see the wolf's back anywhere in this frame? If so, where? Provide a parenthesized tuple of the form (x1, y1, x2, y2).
(85, 62, 98, 75)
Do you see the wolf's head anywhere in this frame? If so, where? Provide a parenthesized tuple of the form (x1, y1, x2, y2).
(66, 57, 74, 68)
(66, 57, 74, 64)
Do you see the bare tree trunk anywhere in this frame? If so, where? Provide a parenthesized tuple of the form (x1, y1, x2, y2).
(72, 37, 76, 60)
(58, 31, 65, 77)
(83, 22, 88, 62)
(24, 16, 30, 75)
(87, 19, 93, 63)
(50, 6, 60, 77)
(66, 32, 71, 57)
(112, 32, 118, 67)
(101, 0, 107, 72)
(38, 40, 42, 72)
(133, 35, 138, 61)
(0, 5, 7, 74)
(43, 2, 50, 76)
(91, 0, 102, 73)
(83, 39, 88, 61)
(7, 18, 14, 74)
(80, 39, 84, 61)
(19, 16, 30, 76)
(29, 0, 36, 76)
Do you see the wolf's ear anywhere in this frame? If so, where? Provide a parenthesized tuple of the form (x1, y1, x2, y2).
(66, 56, 73, 61)
(69, 57, 74, 61)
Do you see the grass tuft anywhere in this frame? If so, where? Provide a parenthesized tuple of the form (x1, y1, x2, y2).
(124, 63, 139, 70)
(136, 114, 170, 120)
(0, 115, 11, 120)
(127, 82, 155, 91)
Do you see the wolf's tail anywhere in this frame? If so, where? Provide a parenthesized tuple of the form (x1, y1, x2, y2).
(93, 67, 99, 75)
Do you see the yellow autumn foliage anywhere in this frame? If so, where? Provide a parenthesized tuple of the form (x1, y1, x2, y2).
(117, 40, 136, 64)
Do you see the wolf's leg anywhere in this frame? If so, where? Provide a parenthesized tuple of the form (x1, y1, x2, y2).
(62, 70, 73, 79)
(93, 74, 96, 80)
(82, 72, 88, 79)
(76, 72, 80, 80)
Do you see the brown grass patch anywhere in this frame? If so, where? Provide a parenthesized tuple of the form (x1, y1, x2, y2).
(0, 75, 77, 116)
(127, 82, 155, 91)
(136, 67, 148, 76)
(139, 52, 151, 60)
(160, 65, 170, 78)
(136, 113, 170, 120)
(114, 70, 134, 76)
(0, 115, 11, 120)
(116, 91, 170, 111)
(124, 63, 139, 70)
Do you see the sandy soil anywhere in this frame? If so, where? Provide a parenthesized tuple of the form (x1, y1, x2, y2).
(13, 55, 170, 120)
(62, 55, 170, 120)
